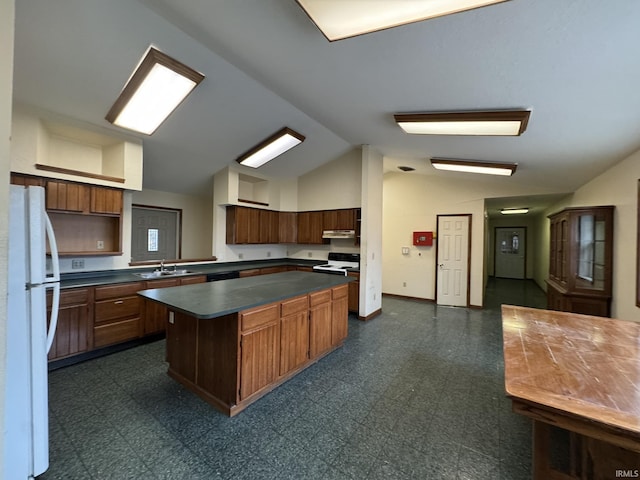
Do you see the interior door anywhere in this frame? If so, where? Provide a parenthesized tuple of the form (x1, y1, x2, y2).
(131, 206, 179, 261)
(436, 215, 470, 307)
(495, 227, 526, 279)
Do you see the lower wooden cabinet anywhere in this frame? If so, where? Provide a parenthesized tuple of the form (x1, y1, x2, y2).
(347, 272, 359, 313)
(47, 288, 92, 361)
(239, 304, 279, 400)
(93, 282, 143, 348)
(279, 295, 309, 377)
(331, 285, 349, 345)
(309, 289, 333, 359)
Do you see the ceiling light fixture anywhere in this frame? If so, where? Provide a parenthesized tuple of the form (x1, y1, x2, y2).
(394, 110, 530, 136)
(501, 208, 529, 215)
(296, 0, 510, 41)
(236, 127, 305, 168)
(105, 47, 204, 135)
(431, 158, 517, 176)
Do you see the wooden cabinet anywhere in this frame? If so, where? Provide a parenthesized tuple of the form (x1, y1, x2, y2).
(10, 173, 45, 187)
(47, 288, 92, 361)
(308, 289, 332, 358)
(547, 206, 614, 317)
(331, 285, 349, 346)
(347, 271, 359, 313)
(226, 205, 260, 244)
(259, 209, 279, 244)
(279, 211, 297, 243)
(90, 186, 122, 215)
(43, 178, 124, 256)
(279, 295, 309, 377)
(93, 282, 143, 347)
(323, 208, 357, 231)
(239, 303, 279, 400)
(297, 211, 327, 244)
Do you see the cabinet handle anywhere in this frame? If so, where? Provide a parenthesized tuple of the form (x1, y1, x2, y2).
(114, 300, 124, 304)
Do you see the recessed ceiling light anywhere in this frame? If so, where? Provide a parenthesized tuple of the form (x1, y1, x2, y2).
(236, 127, 305, 168)
(431, 158, 517, 176)
(394, 110, 530, 136)
(105, 46, 204, 135)
(501, 208, 529, 215)
(398, 166, 415, 172)
(296, 0, 510, 41)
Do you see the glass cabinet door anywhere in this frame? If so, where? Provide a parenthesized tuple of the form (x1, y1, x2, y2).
(574, 210, 610, 292)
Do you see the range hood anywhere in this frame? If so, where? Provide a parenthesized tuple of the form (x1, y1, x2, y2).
(322, 229, 356, 239)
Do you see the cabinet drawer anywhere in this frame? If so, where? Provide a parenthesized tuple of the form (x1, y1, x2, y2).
(180, 275, 206, 285)
(281, 295, 308, 316)
(48, 288, 89, 307)
(95, 282, 143, 301)
(332, 284, 348, 300)
(94, 318, 139, 347)
(309, 289, 331, 306)
(239, 269, 261, 278)
(145, 278, 179, 289)
(241, 303, 279, 331)
(95, 296, 140, 323)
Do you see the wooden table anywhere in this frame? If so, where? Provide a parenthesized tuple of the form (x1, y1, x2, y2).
(502, 305, 640, 479)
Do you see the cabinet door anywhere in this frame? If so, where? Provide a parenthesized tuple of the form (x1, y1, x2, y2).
(180, 275, 206, 285)
(309, 291, 332, 358)
(259, 209, 279, 244)
(47, 288, 91, 361)
(331, 285, 349, 346)
(90, 186, 123, 215)
(297, 211, 325, 244)
(10, 173, 45, 187)
(335, 209, 356, 230)
(46, 179, 88, 212)
(279, 295, 309, 377)
(240, 323, 279, 400)
(227, 206, 252, 244)
(279, 211, 297, 243)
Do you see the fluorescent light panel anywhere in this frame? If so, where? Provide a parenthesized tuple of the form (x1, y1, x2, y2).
(431, 158, 517, 176)
(394, 110, 530, 136)
(236, 127, 305, 168)
(296, 0, 509, 41)
(106, 47, 204, 135)
(501, 208, 529, 215)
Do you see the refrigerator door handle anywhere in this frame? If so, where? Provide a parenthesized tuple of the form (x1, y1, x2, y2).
(44, 211, 60, 354)
(45, 282, 60, 354)
(44, 211, 60, 283)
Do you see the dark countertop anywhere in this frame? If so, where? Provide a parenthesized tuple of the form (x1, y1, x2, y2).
(58, 258, 350, 289)
(137, 271, 354, 319)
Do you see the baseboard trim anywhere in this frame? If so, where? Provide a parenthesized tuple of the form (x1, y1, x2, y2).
(358, 308, 382, 321)
(382, 293, 435, 303)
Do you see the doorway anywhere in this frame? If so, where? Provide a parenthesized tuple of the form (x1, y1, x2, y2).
(494, 227, 526, 279)
(436, 214, 471, 307)
(131, 206, 181, 262)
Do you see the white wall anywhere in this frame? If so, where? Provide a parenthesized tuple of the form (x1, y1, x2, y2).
(381, 171, 566, 306)
(0, 0, 15, 468)
(297, 148, 362, 211)
(548, 148, 640, 320)
(131, 189, 214, 259)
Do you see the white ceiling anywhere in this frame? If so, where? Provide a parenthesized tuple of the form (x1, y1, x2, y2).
(11, 0, 640, 215)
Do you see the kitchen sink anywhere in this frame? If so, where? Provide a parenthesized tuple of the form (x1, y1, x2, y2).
(134, 269, 193, 279)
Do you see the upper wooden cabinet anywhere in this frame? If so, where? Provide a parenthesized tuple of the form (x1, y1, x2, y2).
(278, 211, 297, 244)
(547, 206, 614, 317)
(297, 211, 327, 245)
(323, 209, 357, 231)
(45, 179, 123, 216)
(90, 186, 123, 215)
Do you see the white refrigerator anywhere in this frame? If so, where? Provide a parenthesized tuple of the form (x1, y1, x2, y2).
(4, 185, 60, 479)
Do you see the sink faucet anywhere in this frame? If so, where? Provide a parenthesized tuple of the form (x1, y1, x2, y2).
(160, 259, 165, 272)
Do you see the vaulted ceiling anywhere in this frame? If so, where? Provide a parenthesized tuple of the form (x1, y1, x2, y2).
(12, 0, 640, 215)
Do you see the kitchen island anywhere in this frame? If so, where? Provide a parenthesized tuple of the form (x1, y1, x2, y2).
(138, 271, 352, 416)
(502, 305, 640, 479)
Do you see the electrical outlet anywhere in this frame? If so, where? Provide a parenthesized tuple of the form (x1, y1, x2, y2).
(403, 282, 406, 287)
(97, 240, 104, 250)
(71, 259, 85, 269)
(267, 251, 271, 258)
(238, 253, 244, 259)
(308, 252, 312, 258)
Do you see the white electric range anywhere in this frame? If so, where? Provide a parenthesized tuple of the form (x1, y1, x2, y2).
(312, 252, 360, 276)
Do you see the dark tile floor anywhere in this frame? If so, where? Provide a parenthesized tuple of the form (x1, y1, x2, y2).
(40, 277, 547, 479)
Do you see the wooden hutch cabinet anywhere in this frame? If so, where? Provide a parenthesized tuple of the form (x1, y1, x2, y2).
(547, 206, 614, 317)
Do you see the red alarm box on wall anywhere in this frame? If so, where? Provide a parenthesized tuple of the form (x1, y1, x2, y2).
(413, 231, 433, 246)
